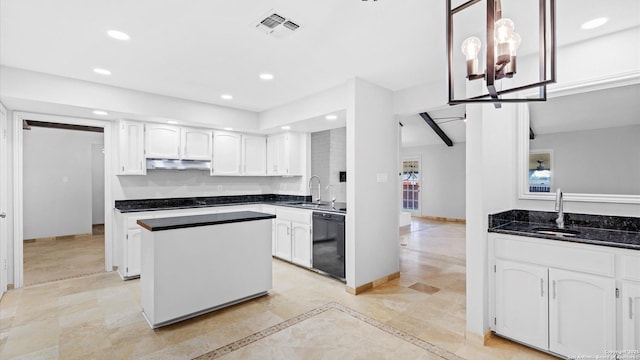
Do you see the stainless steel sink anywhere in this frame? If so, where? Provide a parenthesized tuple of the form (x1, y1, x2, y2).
(532, 227, 580, 237)
(298, 203, 321, 208)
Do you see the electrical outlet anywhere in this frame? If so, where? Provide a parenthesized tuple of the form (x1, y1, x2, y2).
(218, 185, 223, 192)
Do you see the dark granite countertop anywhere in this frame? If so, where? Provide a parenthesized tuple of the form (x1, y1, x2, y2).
(488, 209, 640, 250)
(114, 194, 346, 214)
(137, 211, 276, 232)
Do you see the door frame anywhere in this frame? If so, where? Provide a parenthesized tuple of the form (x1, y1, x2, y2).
(401, 156, 422, 217)
(12, 112, 114, 288)
(0, 103, 7, 296)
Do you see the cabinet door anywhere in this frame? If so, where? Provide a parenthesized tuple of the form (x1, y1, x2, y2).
(124, 228, 142, 278)
(117, 120, 145, 175)
(622, 282, 640, 351)
(146, 124, 181, 159)
(182, 127, 212, 160)
(212, 131, 241, 175)
(291, 223, 311, 268)
(274, 219, 292, 261)
(242, 135, 266, 175)
(267, 134, 286, 175)
(494, 260, 549, 350)
(285, 132, 303, 176)
(549, 268, 615, 357)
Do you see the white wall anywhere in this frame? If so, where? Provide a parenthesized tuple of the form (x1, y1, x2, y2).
(91, 144, 105, 224)
(401, 143, 466, 220)
(530, 125, 640, 195)
(23, 127, 104, 239)
(346, 78, 399, 288)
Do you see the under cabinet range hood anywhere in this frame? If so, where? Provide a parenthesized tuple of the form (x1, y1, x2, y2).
(146, 159, 211, 171)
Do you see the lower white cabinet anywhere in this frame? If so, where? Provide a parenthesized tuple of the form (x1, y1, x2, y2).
(273, 208, 312, 268)
(490, 234, 620, 358)
(494, 259, 549, 350)
(548, 268, 615, 357)
(622, 282, 640, 350)
(123, 228, 142, 278)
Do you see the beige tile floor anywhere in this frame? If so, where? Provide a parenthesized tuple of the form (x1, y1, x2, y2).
(23, 225, 105, 286)
(0, 218, 557, 359)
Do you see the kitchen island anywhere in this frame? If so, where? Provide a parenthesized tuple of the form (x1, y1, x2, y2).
(137, 211, 275, 329)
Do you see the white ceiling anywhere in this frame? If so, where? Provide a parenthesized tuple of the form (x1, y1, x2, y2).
(1, 0, 639, 145)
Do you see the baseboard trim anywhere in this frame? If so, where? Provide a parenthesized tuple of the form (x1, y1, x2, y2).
(465, 329, 493, 345)
(420, 216, 466, 224)
(346, 271, 401, 295)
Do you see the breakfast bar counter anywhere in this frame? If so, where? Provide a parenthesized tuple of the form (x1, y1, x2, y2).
(137, 211, 275, 329)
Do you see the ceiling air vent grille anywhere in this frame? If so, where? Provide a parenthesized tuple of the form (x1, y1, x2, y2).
(254, 10, 300, 38)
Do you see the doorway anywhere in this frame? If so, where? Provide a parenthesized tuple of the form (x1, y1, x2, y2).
(12, 112, 113, 288)
(401, 158, 421, 216)
(0, 104, 8, 297)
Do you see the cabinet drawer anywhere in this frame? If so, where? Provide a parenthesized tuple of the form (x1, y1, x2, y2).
(493, 235, 615, 277)
(621, 254, 640, 282)
(276, 208, 311, 225)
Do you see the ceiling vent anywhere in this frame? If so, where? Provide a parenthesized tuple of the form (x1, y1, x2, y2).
(254, 10, 300, 39)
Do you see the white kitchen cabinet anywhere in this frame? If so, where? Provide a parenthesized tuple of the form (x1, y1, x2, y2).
(622, 282, 640, 350)
(267, 132, 304, 176)
(181, 127, 212, 160)
(117, 120, 145, 175)
(291, 223, 312, 268)
(494, 259, 549, 350)
(273, 207, 312, 267)
(242, 135, 267, 175)
(146, 124, 181, 159)
(261, 205, 277, 255)
(548, 268, 616, 357)
(123, 228, 142, 278)
(212, 131, 242, 175)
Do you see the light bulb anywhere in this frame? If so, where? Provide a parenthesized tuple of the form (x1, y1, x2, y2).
(495, 18, 515, 44)
(508, 32, 522, 56)
(461, 37, 482, 60)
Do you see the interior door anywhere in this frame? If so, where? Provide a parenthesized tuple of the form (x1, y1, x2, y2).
(401, 158, 421, 216)
(0, 103, 8, 297)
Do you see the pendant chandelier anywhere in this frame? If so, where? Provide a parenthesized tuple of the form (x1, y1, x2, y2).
(446, 0, 557, 108)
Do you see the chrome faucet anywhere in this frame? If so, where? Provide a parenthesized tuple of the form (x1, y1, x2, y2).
(326, 184, 336, 209)
(555, 188, 564, 228)
(308, 175, 321, 203)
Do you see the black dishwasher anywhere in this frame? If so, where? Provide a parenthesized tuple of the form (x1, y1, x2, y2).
(312, 212, 345, 281)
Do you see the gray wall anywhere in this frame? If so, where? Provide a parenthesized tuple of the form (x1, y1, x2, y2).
(530, 125, 640, 195)
(311, 127, 346, 203)
(23, 127, 104, 239)
(401, 142, 466, 220)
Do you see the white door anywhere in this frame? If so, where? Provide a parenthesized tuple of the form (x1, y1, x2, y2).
(0, 103, 8, 296)
(549, 268, 616, 357)
(146, 124, 181, 159)
(622, 282, 640, 351)
(291, 223, 311, 268)
(125, 228, 141, 278)
(401, 158, 421, 216)
(494, 259, 548, 350)
(274, 220, 291, 261)
(242, 135, 266, 175)
(117, 120, 145, 175)
(212, 131, 241, 175)
(182, 127, 212, 160)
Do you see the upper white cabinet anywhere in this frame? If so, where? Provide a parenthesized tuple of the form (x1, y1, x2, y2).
(242, 135, 267, 175)
(117, 120, 146, 175)
(181, 127, 212, 160)
(267, 132, 304, 176)
(212, 131, 242, 175)
(146, 124, 181, 159)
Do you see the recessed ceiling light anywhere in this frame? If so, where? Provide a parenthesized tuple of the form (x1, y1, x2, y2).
(581, 17, 608, 30)
(325, 114, 338, 120)
(167, 120, 179, 124)
(223, 127, 233, 131)
(281, 126, 291, 130)
(93, 68, 111, 76)
(107, 30, 130, 41)
(259, 73, 274, 80)
(221, 94, 233, 100)
(92, 110, 108, 116)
